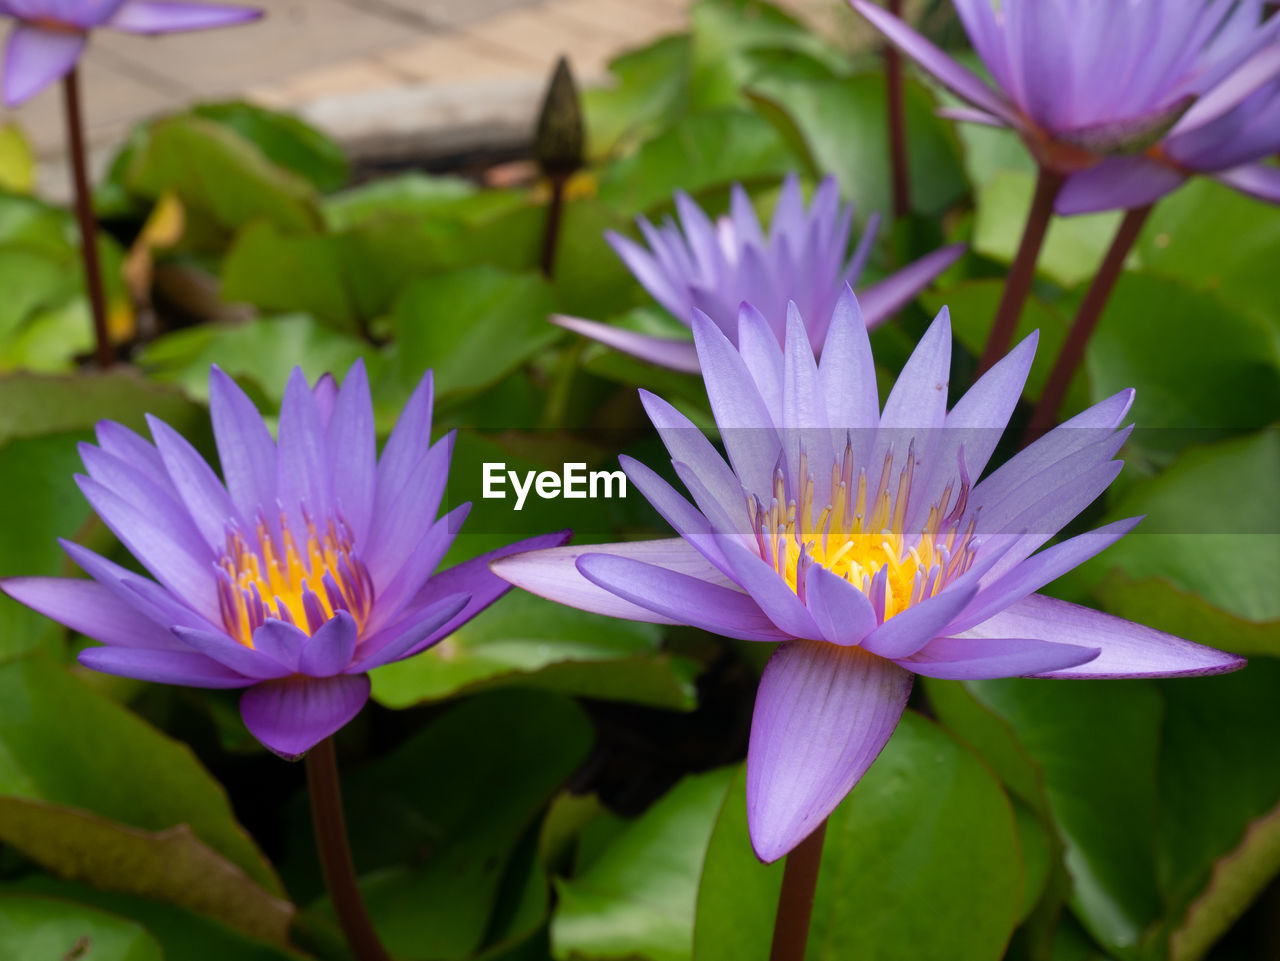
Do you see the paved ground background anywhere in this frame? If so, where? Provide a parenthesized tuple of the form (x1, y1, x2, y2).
(0, 0, 860, 196)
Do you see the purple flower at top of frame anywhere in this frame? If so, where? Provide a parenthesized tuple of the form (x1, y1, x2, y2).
(553, 173, 964, 373)
(494, 289, 1242, 862)
(1, 362, 569, 759)
(1, 0, 261, 106)
(849, 0, 1280, 185)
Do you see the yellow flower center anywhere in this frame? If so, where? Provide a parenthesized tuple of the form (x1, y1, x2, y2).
(748, 443, 978, 621)
(215, 512, 373, 647)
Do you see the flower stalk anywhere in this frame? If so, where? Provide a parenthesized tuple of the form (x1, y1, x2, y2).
(1023, 203, 1153, 444)
(769, 820, 828, 961)
(884, 0, 910, 218)
(63, 67, 113, 368)
(977, 167, 1064, 376)
(306, 737, 392, 961)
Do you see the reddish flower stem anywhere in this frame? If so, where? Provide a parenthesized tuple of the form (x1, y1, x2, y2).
(306, 738, 392, 961)
(885, 0, 911, 218)
(62, 67, 114, 368)
(1022, 204, 1152, 447)
(540, 172, 569, 278)
(768, 820, 828, 961)
(977, 167, 1064, 377)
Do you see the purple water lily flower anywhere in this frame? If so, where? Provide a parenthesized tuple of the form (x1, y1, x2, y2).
(553, 173, 964, 373)
(1, 362, 569, 759)
(1, 0, 261, 106)
(850, 0, 1280, 174)
(494, 289, 1242, 862)
(1058, 43, 1280, 212)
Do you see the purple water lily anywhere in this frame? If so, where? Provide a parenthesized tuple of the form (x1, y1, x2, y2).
(494, 289, 1242, 862)
(553, 174, 964, 373)
(1, 0, 261, 106)
(850, 0, 1280, 175)
(2, 362, 568, 759)
(1058, 42, 1280, 212)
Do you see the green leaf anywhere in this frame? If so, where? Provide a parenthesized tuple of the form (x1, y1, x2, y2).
(220, 221, 357, 331)
(322, 172, 476, 231)
(597, 108, 797, 213)
(749, 72, 969, 218)
(553, 767, 735, 961)
(4, 877, 307, 961)
(974, 170, 1122, 287)
(126, 116, 321, 233)
(0, 124, 34, 193)
(0, 371, 204, 446)
(963, 679, 1165, 958)
(0, 894, 163, 961)
(137, 314, 377, 405)
(1092, 429, 1280, 623)
(296, 690, 593, 960)
(0, 656, 281, 894)
(1086, 277, 1280, 456)
(584, 35, 693, 159)
(694, 712, 1022, 961)
(386, 266, 559, 403)
(193, 101, 349, 193)
(371, 591, 696, 710)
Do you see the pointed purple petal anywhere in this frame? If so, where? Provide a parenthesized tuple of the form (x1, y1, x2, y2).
(373, 370, 433, 523)
(60, 540, 213, 633)
(326, 358, 376, 543)
(860, 582, 979, 659)
(1057, 157, 1187, 215)
(819, 287, 878, 433)
(348, 592, 469, 671)
(240, 674, 371, 760)
(1213, 163, 1280, 204)
(3, 24, 85, 107)
(639, 391, 748, 529)
(848, 0, 1018, 125)
(1, 576, 181, 649)
(747, 640, 912, 862)
(250, 618, 307, 673)
(276, 368, 331, 529)
(620, 455, 731, 575)
(297, 610, 358, 677)
(147, 414, 238, 550)
(550, 315, 701, 373)
(962, 594, 1245, 679)
(109, 1, 261, 34)
(171, 626, 292, 679)
(79, 646, 252, 688)
(606, 228, 691, 321)
(858, 244, 966, 329)
(209, 365, 277, 524)
(577, 552, 789, 642)
(365, 432, 453, 590)
(803, 564, 878, 646)
(718, 540, 822, 640)
(899, 635, 1100, 679)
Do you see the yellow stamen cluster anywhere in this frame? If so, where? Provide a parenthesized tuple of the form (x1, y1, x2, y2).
(216, 513, 373, 647)
(748, 443, 978, 622)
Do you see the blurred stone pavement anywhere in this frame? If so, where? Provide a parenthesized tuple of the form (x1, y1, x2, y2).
(0, 0, 852, 197)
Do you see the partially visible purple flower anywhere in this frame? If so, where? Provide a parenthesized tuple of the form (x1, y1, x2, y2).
(2, 362, 569, 759)
(1, 0, 261, 106)
(850, 0, 1280, 174)
(553, 174, 964, 373)
(1059, 44, 1280, 212)
(495, 289, 1242, 862)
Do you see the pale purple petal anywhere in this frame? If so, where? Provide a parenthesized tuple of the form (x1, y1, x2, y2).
(962, 594, 1245, 678)
(109, 1, 261, 34)
(639, 391, 748, 529)
(877, 306, 952, 435)
(718, 540, 822, 640)
(209, 365, 277, 524)
(860, 582, 979, 659)
(250, 619, 307, 673)
(311, 374, 337, 428)
(1057, 157, 1187, 215)
(147, 414, 239, 550)
(857, 244, 966, 329)
(240, 674, 371, 760)
(171, 626, 292, 679)
(373, 371, 433, 524)
(898, 635, 1101, 679)
(802, 565, 878, 646)
(298, 610, 358, 677)
(276, 368, 332, 530)
(736, 304, 784, 412)
(0, 576, 181, 649)
(747, 640, 912, 862)
(550, 315, 701, 373)
(3, 24, 86, 108)
(577, 552, 790, 642)
(620, 455, 732, 575)
(1171, 44, 1280, 135)
(365, 431, 453, 590)
(61, 540, 214, 633)
(818, 287, 878, 452)
(1213, 163, 1280, 204)
(848, 0, 1018, 125)
(326, 358, 376, 542)
(79, 646, 252, 689)
(347, 592, 469, 671)
(606, 229, 690, 320)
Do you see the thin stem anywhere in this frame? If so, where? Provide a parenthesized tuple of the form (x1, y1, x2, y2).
(62, 68, 114, 369)
(768, 820, 828, 961)
(1022, 204, 1152, 447)
(540, 172, 569, 279)
(306, 738, 392, 961)
(886, 0, 910, 218)
(977, 167, 1064, 377)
